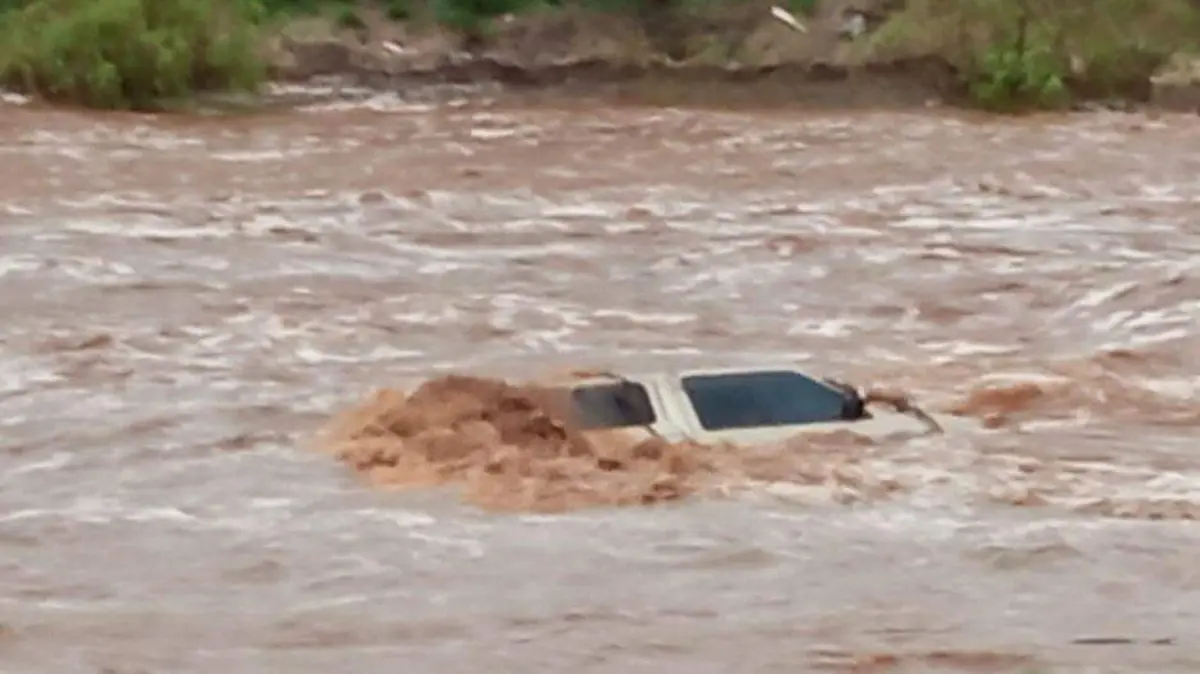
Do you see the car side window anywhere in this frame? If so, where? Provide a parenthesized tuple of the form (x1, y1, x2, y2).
(570, 382, 657, 429)
(681, 371, 850, 431)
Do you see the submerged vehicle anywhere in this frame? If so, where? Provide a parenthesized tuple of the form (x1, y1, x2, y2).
(548, 366, 953, 445)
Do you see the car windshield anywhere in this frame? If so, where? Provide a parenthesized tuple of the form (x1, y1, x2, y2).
(570, 381, 657, 429)
(681, 370, 850, 431)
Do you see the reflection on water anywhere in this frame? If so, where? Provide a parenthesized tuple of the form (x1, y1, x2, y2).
(0, 95, 1198, 673)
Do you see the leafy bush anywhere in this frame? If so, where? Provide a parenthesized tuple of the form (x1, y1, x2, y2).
(0, 0, 266, 110)
(430, 0, 538, 46)
(867, 0, 1200, 110)
(383, 0, 412, 20)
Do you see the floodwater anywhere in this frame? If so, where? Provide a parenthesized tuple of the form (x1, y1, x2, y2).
(0, 90, 1198, 673)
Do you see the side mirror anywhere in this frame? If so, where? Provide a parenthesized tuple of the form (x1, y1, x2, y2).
(822, 378, 867, 420)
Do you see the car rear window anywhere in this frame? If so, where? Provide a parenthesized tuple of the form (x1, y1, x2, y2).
(681, 370, 850, 431)
(570, 382, 657, 429)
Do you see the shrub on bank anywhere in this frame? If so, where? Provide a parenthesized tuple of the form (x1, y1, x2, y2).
(867, 0, 1200, 111)
(0, 0, 266, 110)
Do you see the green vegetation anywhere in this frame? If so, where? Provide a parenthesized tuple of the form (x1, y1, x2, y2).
(258, 0, 411, 22)
(866, 0, 1200, 111)
(0, 0, 1196, 112)
(0, 0, 267, 110)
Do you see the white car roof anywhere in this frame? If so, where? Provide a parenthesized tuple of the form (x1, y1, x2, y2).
(540, 365, 843, 389)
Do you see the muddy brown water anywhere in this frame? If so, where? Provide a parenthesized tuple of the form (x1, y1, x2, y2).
(1, 90, 1199, 674)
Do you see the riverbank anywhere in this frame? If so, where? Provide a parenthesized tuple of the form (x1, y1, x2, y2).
(2, 0, 1200, 112)
(267, 2, 1200, 112)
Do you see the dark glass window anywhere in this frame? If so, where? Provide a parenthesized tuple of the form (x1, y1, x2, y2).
(682, 370, 851, 431)
(570, 382, 656, 429)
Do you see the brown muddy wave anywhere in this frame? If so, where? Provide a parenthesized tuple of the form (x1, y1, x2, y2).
(315, 373, 898, 512)
(316, 363, 1199, 517)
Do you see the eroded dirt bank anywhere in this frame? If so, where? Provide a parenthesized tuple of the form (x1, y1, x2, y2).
(267, 1, 1200, 111)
